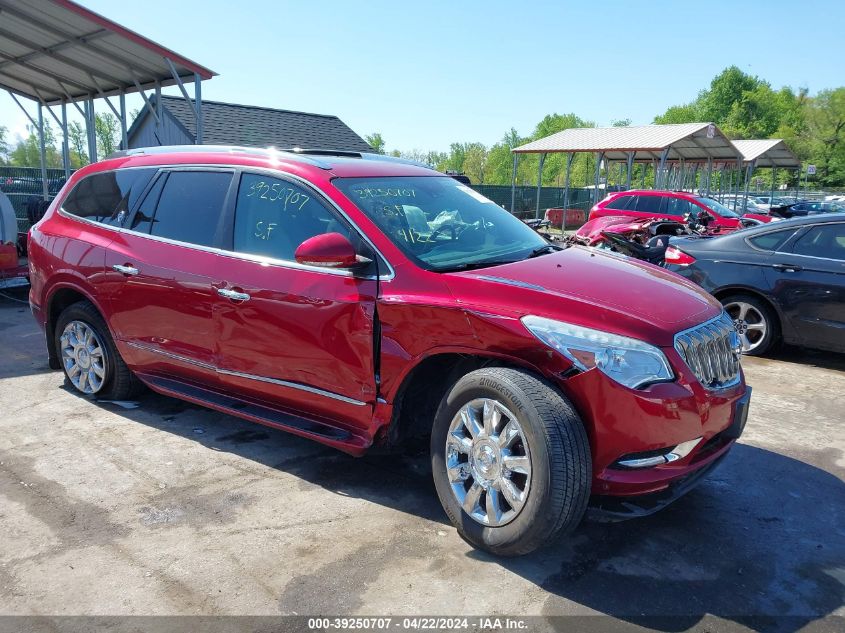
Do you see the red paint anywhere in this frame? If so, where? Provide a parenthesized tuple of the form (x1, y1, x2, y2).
(28, 149, 748, 502)
(295, 232, 358, 268)
(590, 189, 765, 227)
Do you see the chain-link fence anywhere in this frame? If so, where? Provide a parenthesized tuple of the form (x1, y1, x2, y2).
(472, 185, 595, 215)
(0, 167, 72, 232)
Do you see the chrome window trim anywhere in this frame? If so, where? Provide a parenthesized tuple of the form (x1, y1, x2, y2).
(125, 341, 367, 407)
(56, 162, 396, 281)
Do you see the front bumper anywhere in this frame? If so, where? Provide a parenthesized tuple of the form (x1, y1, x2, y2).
(559, 363, 750, 499)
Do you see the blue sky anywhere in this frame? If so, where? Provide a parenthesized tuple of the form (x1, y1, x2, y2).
(2, 0, 844, 153)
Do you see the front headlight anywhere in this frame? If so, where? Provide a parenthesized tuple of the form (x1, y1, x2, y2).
(521, 315, 674, 389)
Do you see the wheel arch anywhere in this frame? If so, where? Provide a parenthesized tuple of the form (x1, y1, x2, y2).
(382, 351, 541, 448)
(44, 283, 105, 369)
(710, 285, 787, 341)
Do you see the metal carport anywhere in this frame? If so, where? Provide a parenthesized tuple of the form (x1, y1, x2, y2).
(510, 122, 742, 219)
(732, 139, 801, 210)
(0, 0, 216, 198)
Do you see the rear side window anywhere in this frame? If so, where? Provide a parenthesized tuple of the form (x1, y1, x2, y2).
(790, 224, 845, 261)
(605, 195, 633, 210)
(635, 195, 665, 214)
(136, 171, 232, 247)
(232, 173, 356, 261)
(748, 229, 796, 251)
(665, 197, 695, 217)
(62, 169, 155, 226)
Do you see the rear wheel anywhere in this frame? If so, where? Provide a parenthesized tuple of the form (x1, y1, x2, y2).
(55, 300, 143, 399)
(431, 368, 591, 556)
(721, 294, 779, 356)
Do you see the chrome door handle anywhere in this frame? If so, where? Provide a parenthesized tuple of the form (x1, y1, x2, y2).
(112, 264, 139, 276)
(217, 288, 251, 302)
(772, 263, 802, 273)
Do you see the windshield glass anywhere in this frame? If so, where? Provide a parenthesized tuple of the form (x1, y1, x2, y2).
(696, 197, 740, 218)
(333, 176, 549, 271)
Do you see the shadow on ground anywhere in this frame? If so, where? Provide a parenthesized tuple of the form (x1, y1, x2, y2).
(80, 386, 845, 631)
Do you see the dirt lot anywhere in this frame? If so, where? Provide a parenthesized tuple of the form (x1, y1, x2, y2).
(0, 287, 843, 629)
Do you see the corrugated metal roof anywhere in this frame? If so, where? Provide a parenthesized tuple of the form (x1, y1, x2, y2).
(513, 122, 740, 162)
(143, 96, 372, 152)
(0, 0, 216, 105)
(732, 139, 800, 168)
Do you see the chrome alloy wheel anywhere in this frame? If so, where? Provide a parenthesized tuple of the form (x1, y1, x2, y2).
(60, 320, 107, 394)
(445, 398, 532, 527)
(724, 301, 767, 353)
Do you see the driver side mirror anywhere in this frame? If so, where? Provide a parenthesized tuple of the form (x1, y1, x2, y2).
(295, 232, 371, 269)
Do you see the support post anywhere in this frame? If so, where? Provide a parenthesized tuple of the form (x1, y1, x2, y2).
(535, 153, 546, 219)
(770, 167, 777, 204)
(510, 153, 517, 213)
(705, 157, 713, 196)
(625, 152, 634, 190)
(37, 103, 49, 200)
(119, 90, 128, 150)
(593, 152, 604, 204)
(195, 72, 203, 144)
(742, 160, 754, 213)
(562, 153, 574, 230)
(61, 101, 70, 178)
(656, 148, 670, 189)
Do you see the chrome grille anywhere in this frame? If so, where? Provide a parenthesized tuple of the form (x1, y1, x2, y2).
(674, 312, 741, 390)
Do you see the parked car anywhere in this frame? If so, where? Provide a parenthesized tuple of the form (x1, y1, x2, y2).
(590, 189, 773, 227)
(664, 214, 845, 355)
(772, 201, 845, 218)
(29, 146, 750, 556)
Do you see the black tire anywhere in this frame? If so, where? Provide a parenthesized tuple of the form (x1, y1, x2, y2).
(720, 293, 780, 356)
(54, 300, 144, 399)
(431, 368, 591, 556)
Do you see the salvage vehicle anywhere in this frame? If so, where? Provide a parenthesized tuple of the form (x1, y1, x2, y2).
(665, 214, 845, 355)
(28, 146, 750, 556)
(590, 189, 773, 226)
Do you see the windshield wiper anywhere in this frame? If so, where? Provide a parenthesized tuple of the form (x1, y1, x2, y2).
(527, 243, 563, 258)
(434, 260, 512, 273)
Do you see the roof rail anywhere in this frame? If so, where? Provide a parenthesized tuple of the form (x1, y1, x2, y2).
(106, 145, 333, 169)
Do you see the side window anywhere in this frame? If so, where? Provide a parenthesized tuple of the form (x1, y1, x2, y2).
(130, 174, 165, 234)
(232, 173, 356, 261)
(605, 195, 632, 210)
(635, 195, 665, 214)
(139, 171, 232, 247)
(790, 224, 845, 261)
(665, 197, 694, 217)
(748, 229, 797, 251)
(62, 169, 155, 226)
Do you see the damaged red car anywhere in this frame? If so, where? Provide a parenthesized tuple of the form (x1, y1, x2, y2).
(28, 146, 750, 555)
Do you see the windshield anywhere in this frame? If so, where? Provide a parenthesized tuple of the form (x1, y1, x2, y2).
(333, 176, 549, 271)
(696, 197, 740, 218)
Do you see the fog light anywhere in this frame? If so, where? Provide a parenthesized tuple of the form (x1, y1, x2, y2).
(615, 437, 702, 469)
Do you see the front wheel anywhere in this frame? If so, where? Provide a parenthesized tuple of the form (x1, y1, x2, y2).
(55, 300, 144, 399)
(721, 294, 779, 356)
(431, 368, 591, 556)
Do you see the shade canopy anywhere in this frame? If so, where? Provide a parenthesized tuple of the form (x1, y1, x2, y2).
(732, 139, 801, 168)
(0, 0, 216, 105)
(513, 122, 740, 163)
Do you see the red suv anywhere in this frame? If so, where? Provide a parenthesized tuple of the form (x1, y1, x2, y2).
(28, 146, 750, 556)
(590, 189, 773, 226)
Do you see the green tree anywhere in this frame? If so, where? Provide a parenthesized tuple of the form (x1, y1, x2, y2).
(0, 125, 9, 165)
(802, 87, 845, 185)
(68, 122, 88, 167)
(9, 122, 62, 167)
(461, 143, 488, 184)
(95, 112, 120, 158)
(365, 132, 385, 154)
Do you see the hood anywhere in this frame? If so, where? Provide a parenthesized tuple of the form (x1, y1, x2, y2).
(449, 246, 721, 346)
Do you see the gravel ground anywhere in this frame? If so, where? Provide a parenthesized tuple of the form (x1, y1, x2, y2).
(0, 287, 842, 631)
